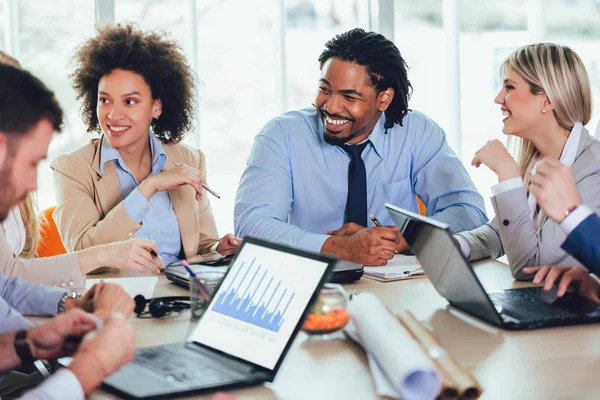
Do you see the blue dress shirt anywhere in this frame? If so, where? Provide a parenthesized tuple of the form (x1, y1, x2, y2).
(18, 369, 84, 400)
(100, 132, 182, 266)
(235, 107, 488, 253)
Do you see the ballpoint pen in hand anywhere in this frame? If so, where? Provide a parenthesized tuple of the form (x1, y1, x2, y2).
(128, 232, 163, 260)
(370, 214, 402, 254)
(182, 260, 211, 302)
(173, 161, 221, 199)
(370, 214, 383, 227)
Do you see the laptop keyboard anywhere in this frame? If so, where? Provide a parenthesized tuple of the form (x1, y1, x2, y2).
(489, 289, 580, 323)
(134, 346, 239, 387)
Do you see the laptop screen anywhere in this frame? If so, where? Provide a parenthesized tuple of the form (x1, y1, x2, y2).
(189, 241, 330, 370)
(385, 203, 504, 326)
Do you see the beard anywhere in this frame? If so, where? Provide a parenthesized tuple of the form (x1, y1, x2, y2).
(323, 128, 361, 146)
(0, 161, 23, 222)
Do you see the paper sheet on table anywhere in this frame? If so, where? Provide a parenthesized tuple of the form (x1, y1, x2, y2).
(86, 277, 158, 299)
(347, 293, 441, 400)
(363, 255, 424, 279)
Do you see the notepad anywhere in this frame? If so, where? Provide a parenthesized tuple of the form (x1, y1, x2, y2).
(363, 255, 425, 282)
(85, 277, 158, 299)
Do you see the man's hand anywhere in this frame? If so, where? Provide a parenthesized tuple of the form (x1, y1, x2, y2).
(529, 158, 582, 223)
(327, 223, 409, 255)
(322, 227, 400, 265)
(68, 312, 135, 395)
(92, 282, 135, 319)
(27, 309, 99, 360)
(327, 222, 365, 236)
(523, 265, 600, 303)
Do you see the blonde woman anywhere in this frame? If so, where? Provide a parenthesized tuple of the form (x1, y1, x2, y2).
(454, 43, 599, 280)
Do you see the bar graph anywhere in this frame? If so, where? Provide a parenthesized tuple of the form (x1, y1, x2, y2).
(211, 258, 295, 333)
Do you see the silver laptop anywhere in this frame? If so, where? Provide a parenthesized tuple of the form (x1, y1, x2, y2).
(103, 237, 337, 399)
(386, 203, 600, 331)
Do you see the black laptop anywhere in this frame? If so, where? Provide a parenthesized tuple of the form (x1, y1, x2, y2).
(385, 203, 600, 331)
(166, 255, 362, 286)
(103, 237, 337, 399)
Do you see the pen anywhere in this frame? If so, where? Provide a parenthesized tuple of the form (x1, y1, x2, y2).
(128, 232, 162, 260)
(173, 161, 221, 199)
(182, 260, 211, 302)
(370, 214, 383, 227)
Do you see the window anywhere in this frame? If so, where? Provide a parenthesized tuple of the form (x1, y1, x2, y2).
(286, 0, 369, 110)
(195, 0, 280, 234)
(458, 0, 527, 218)
(15, 0, 96, 210)
(546, 0, 600, 138)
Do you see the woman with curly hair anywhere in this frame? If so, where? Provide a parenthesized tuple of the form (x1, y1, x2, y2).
(51, 23, 239, 267)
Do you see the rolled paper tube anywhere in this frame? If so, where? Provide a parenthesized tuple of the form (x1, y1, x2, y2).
(347, 293, 441, 400)
(396, 310, 483, 400)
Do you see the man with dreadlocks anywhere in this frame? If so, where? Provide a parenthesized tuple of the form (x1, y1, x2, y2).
(235, 28, 487, 266)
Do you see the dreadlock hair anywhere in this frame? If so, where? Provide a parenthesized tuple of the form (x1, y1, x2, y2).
(318, 28, 412, 131)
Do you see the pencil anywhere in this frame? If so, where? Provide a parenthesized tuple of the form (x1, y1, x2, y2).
(128, 232, 163, 260)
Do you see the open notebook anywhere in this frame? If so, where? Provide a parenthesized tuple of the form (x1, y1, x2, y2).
(362, 254, 425, 282)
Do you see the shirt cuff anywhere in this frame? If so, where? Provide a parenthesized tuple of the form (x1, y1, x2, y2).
(21, 369, 84, 400)
(453, 234, 472, 259)
(491, 177, 523, 196)
(560, 204, 594, 235)
(123, 188, 151, 224)
(297, 233, 330, 254)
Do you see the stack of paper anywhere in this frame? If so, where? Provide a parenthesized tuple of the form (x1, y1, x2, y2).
(86, 277, 158, 299)
(363, 255, 425, 282)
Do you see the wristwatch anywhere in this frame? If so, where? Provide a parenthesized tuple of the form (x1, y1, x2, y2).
(57, 291, 82, 314)
(13, 330, 35, 366)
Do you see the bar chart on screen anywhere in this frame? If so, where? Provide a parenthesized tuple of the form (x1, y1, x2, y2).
(212, 258, 295, 333)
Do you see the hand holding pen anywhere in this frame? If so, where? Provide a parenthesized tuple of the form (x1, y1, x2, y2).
(126, 233, 164, 274)
(173, 161, 220, 199)
(137, 160, 220, 202)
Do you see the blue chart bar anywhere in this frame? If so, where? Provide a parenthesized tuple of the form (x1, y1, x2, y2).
(212, 258, 295, 333)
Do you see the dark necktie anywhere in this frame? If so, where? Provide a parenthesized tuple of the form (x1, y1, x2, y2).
(343, 141, 370, 226)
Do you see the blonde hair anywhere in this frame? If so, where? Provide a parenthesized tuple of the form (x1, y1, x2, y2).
(0, 51, 41, 258)
(18, 193, 43, 258)
(502, 43, 592, 188)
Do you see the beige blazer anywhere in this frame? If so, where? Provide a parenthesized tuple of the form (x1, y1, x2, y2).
(457, 127, 600, 280)
(50, 136, 219, 259)
(0, 228, 84, 290)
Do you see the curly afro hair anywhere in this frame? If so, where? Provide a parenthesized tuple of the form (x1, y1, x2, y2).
(70, 22, 196, 143)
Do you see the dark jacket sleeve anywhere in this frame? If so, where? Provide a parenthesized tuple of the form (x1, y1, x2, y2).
(561, 214, 600, 275)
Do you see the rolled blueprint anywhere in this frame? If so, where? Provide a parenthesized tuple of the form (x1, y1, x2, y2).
(347, 293, 441, 400)
(396, 310, 482, 400)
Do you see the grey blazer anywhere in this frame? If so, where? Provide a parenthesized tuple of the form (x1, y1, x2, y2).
(456, 128, 600, 280)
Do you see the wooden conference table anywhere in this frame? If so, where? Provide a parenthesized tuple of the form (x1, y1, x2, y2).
(89, 259, 600, 400)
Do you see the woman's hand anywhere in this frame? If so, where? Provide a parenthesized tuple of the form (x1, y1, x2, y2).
(216, 234, 241, 255)
(523, 265, 600, 303)
(103, 238, 165, 274)
(471, 139, 520, 182)
(139, 162, 205, 201)
(529, 158, 582, 223)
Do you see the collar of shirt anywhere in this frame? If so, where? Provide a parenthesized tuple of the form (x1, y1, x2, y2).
(530, 121, 583, 176)
(528, 121, 583, 225)
(316, 111, 387, 159)
(99, 131, 167, 177)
